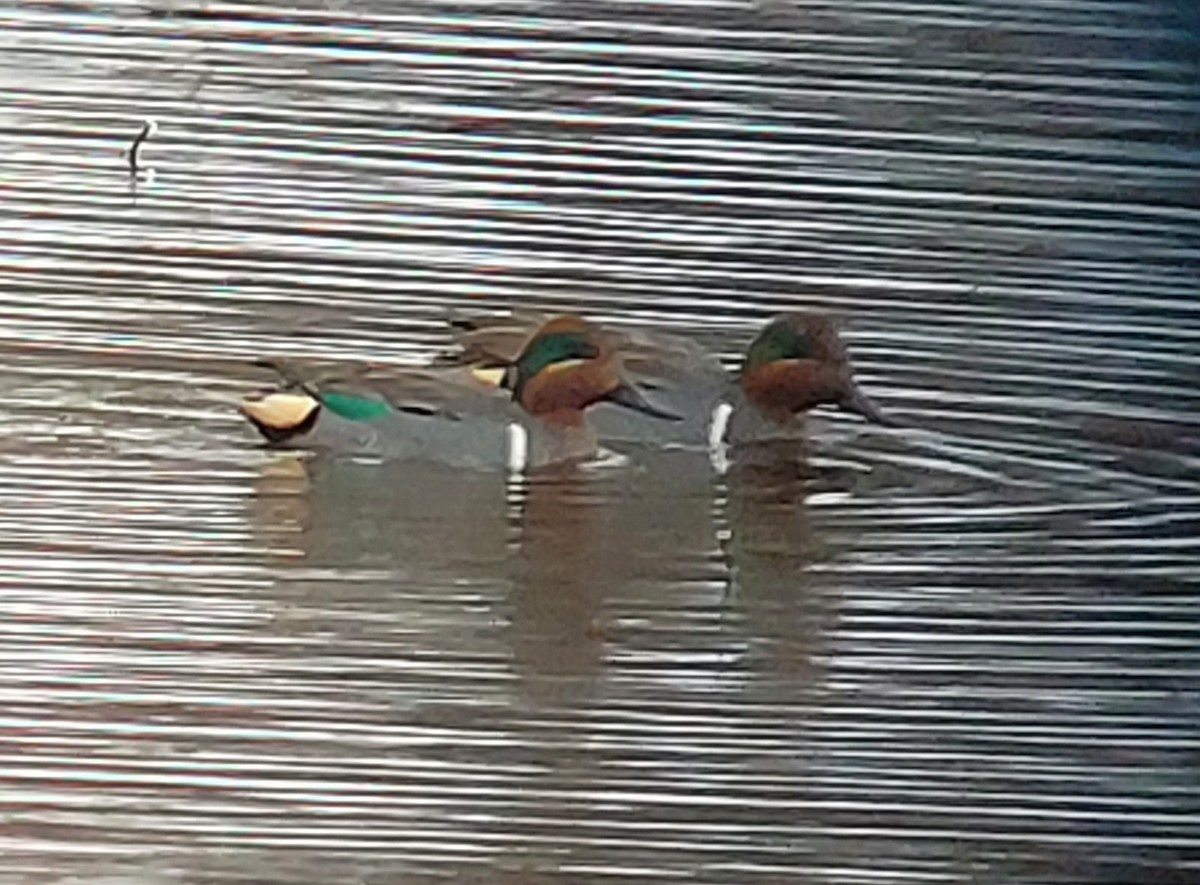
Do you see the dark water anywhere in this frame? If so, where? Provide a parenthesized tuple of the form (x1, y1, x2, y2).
(1, 0, 1198, 882)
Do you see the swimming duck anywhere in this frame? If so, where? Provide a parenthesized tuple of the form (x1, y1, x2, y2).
(240, 314, 679, 470)
(726, 311, 891, 444)
(437, 309, 891, 451)
(439, 310, 730, 448)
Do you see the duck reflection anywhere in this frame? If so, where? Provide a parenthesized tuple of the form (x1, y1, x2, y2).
(246, 454, 512, 662)
(245, 452, 726, 692)
(505, 472, 607, 704)
(506, 452, 723, 704)
(720, 439, 839, 686)
(242, 447, 848, 875)
(245, 442, 849, 701)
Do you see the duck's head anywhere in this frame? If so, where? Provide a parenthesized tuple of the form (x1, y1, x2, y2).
(501, 315, 679, 424)
(740, 313, 891, 425)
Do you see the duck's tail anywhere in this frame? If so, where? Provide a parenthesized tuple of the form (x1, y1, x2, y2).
(240, 392, 321, 443)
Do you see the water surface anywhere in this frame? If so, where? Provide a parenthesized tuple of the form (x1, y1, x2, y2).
(0, 0, 1198, 882)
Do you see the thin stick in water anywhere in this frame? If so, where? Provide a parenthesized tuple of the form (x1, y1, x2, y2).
(128, 118, 158, 176)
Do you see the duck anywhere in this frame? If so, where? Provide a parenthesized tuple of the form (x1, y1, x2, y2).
(239, 314, 680, 470)
(436, 309, 892, 452)
(437, 310, 730, 448)
(726, 311, 892, 444)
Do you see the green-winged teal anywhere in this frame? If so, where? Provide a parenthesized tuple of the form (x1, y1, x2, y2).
(240, 314, 679, 470)
(438, 310, 890, 452)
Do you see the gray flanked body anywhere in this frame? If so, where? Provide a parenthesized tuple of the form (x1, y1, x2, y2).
(241, 362, 600, 470)
(284, 403, 597, 470)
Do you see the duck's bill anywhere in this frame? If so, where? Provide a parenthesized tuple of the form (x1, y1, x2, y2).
(839, 385, 896, 427)
(603, 383, 683, 422)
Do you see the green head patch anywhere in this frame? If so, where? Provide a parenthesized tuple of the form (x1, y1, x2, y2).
(743, 318, 816, 372)
(508, 329, 600, 399)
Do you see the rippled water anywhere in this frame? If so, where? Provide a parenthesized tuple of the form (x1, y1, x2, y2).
(1, 0, 1198, 882)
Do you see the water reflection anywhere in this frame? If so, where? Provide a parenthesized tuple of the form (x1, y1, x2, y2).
(249, 452, 736, 702)
(509, 475, 611, 703)
(249, 454, 511, 654)
(723, 445, 831, 683)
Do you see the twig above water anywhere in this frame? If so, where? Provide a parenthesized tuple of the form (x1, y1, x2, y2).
(128, 118, 158, 177)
